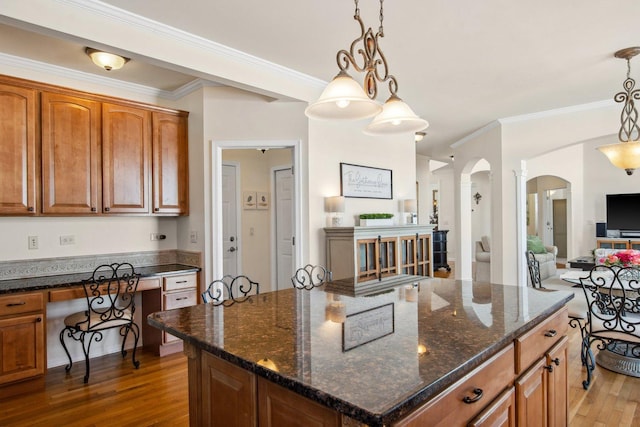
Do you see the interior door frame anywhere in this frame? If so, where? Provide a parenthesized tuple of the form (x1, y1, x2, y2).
(271, 164, 293, 290)
(212, 139, 302, 284)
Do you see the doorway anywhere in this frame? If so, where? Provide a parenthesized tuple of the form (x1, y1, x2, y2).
(274, 167, 294, 290)
(213, 140, 302, 293)
(221, 163, 240, 277)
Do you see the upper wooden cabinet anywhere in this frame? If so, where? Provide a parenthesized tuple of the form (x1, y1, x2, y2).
(152, 111, 189, 215)
(102, 103, 151, 214)
(0, 75, 189, 216)
(41, 92, 101, 214)
(0, 83, 38, 215)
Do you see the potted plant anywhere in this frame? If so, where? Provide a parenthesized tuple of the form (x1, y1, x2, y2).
(359, 213, 394, 226)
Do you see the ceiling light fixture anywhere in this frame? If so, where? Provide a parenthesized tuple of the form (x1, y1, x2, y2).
(597, 47, 640, 175)
(414, 131, 426, 142)
(305, 0, 428, 136)
(85, 47, 129, 71)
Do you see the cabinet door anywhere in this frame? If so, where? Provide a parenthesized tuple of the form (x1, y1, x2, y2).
(0, 313, 45, 385)
(417, 234, 432, 276)
(546, 336, 568, 427)
(515, 357, 548, 427)
(0, 83, 38, 215)
(258, 378, 340, 427)
(596, 239, 629, 250)
(468, 387, 516, 427)
(152, 111, 189, 215)
(357, 238, 379, 281)
(41, 92, 101, 214)
(201, 351, 257, 426)
(400, 235, 417, 274)
(379, 236, 398, 277)
(102, 103, 150, 213)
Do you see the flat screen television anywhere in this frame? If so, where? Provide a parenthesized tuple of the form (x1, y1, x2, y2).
(606, 193, 640, 231)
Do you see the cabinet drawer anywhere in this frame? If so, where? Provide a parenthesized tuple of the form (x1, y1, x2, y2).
(394, 344, 515, 427)
(164, 289, 197, 310)
(163, 273, 197, 291)
(515, 307, 568, 374)
(0, 292, 44, 316)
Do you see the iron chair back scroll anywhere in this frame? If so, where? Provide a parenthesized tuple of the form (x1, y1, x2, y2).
(578, 265, 640, 389)
(291, 264, 332, 290)
(59, 262, 140, 383)
(526, 251, 544, 289)
(202, 275, 260, 306)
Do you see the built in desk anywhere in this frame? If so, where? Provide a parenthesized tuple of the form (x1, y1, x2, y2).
(149, 276, 574, 426)
(0, 263, 200, 398)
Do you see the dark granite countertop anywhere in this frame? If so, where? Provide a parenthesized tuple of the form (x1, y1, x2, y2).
(0, 264, 200, 294)
(148, 276, 573, 426)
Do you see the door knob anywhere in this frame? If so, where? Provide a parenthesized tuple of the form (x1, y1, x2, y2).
(230, 236, 235, 242)
(229, 247, 236, 252)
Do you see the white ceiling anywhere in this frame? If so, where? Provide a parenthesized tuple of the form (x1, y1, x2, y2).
(2, 0, 639, 161)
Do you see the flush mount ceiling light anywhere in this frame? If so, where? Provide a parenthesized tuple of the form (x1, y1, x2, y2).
(414, 131, 427, 142)
(305, 0, 428, 136)
(597, 47, 640, 175)
(85, 48, 129, 71)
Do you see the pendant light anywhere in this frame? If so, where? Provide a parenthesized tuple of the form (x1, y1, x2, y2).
(305, 0, 428, 135)
(597, 47, 640, 175)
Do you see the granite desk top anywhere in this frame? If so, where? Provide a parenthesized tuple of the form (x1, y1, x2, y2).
(0, 264, 200, 294)
(148, 276, 574, 426)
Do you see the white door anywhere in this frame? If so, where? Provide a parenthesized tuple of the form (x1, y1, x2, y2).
(222, 164, 239, 277)
(275, 167, 294, 290)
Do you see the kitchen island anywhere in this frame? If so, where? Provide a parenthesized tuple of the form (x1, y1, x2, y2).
(148, 277, 574, 426)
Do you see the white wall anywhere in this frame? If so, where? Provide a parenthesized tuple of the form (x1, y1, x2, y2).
(307, 120, 417, 264)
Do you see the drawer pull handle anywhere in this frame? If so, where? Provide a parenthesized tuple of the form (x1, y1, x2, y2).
(7, 302, 26, 307)
(176, 280, 187, 284)
(176, 297, 188, 301)
(462, 388, 483, 404)
(544, 329, 557, 337)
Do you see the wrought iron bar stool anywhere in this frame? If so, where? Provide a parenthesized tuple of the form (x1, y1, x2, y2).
(202, 275, 260, 306)
(59, 262, 140, 383)
(291, 264, 332, 290)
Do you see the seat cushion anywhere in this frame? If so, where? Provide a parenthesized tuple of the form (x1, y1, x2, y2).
(64, 309, 133, 331)
(533, 252, 555, 263)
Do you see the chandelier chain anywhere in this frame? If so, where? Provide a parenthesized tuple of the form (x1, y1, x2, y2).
(336, 0, 398, 100)
(616, 58, 640, 143)
(379, 0, 384, 37)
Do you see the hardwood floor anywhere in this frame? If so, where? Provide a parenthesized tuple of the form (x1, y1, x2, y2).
(1, 314, 639, 426)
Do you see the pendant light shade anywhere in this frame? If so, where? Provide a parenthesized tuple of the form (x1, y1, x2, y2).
(364, 95, 429, 135)
(597, 141, 640, 175)
(305, 71, 382, 120)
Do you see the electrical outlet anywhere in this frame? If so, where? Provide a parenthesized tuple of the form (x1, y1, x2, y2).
(60, 235, 76, 245)
(190, 230, 197, 243)
(28, 235, 38, 250)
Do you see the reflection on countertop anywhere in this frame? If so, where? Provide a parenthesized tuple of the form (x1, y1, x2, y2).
(149, 275, 573, 425)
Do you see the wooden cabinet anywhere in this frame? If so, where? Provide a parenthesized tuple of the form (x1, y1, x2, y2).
(515, 308, 569, 427)
(596, 238, 640, 250)
(0, 74, 189, 217)
(258, 378, 341, 427)
(102, 102, 151, 214)
(393, 344, 515, 427)
(0, 83, 38, 215)
(200, 351, 257, 427)
(152, 111, 189, 215)
(394, 307, 569, 427)
(142, 272, 198, 356)
(41, 91, 101, 214)
(325, 226, 434, 285)
(0, 292, 45, 398)
(190, 348, 341, 427)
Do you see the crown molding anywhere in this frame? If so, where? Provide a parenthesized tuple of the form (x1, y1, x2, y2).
(0, 51, 174, 98)
(56, 0, 326, 92)
(498, 99, 616, 124)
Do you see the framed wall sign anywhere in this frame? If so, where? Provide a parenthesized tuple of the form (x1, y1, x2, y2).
(340, 163, 393, 199)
